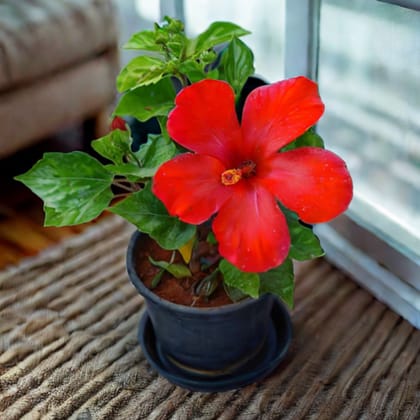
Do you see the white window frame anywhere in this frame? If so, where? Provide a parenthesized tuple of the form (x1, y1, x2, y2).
(159, 0, 184, 20)
(378, 0, 420, 11)
(284, 0, 420, 328)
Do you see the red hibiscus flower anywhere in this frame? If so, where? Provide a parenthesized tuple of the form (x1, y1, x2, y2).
(153, 77, 352, 273)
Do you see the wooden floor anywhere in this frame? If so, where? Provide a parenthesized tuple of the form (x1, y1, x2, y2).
(0, 126, 104, 269)
(0, 200, 84, 269)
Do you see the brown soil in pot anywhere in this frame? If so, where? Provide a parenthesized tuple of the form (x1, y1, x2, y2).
(135, 236, 234, 308)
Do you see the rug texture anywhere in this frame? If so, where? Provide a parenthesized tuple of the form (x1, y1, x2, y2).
(0, 216, 419, 420)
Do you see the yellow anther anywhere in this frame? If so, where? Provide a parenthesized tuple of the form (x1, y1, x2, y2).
(221, 168, 242, 186)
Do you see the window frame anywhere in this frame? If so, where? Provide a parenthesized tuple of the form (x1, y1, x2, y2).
(378, 0, 420, 11)
(159, 0, 184, 20)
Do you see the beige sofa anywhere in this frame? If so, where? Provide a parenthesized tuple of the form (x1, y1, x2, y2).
(0, 0, 120, 158)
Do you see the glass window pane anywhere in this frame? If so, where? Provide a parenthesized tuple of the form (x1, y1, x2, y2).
(317, 0, 420, 260)
(183, 0, 285, 82)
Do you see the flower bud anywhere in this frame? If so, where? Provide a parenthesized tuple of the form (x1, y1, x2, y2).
(110, 116, 127, 131)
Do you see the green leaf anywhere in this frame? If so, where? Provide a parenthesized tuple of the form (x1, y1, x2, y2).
(206, 68, 219, 80)
(221, 37, 255, 97)
(104, 163, 144, 181)
(191, 21, 251, 55)
(135, 133, 177, 176)
(91, 129, 132, 165)
(259, 259, 295, 308)
(165, 37, 185, 58)
(206, 232, 217, 245)
(106, 134, 176, 181)
(114, 78, 176, 122)
(151, 269, 164, 288)
(219, 259, 260, 298)
(109, 183, 196, 250)
(282, 127, 325, 151)
(281, 206, 325, 261)
(156, 17, 187, 57)
(223, 284, 248, 302)
(15, 152, 113, 226)
(148, 256, 192, 279)
(117, 56, 166, 92)
(156, 116, 170, 140)
(178, 60, 207, 83)
(123, 18, 187, 58)
(194, 269, 220, 298)
(123, 30, 162, 52)
(100, 133, 176, 181)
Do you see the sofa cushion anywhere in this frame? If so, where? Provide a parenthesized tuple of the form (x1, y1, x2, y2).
(0, 52, 118, 158)
(0, 0, 118, 92)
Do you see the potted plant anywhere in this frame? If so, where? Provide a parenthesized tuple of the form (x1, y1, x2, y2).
(15, 17, 353, 392)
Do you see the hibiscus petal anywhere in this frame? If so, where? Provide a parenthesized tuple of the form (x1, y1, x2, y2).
(213, 182, 290, 273)
(241, 77, 325, 156)
(153, 153, 232, 224)
(259, 147, 353, 224)
(167, 79, 243, 166)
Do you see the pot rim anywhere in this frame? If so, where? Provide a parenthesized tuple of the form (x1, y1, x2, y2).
(126, 230, 273, 314)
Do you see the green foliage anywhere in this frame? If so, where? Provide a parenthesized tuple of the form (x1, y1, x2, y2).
(259, 259, 295, 308)
(134, 134, 177, 177)
(223, 284, 248, 302)
(148, 256, 192, 279)
(177, 60, 209, 83)
(123, 30, 163, 52)
(192, 21, 251, 53)
(117, 17, 250, 95)
(109, 183, 196, 250)
(114, 78, 176, 122)
(14, 16, 334, 308)
(219, 259, 260, 298)
(194, 269, 221, 298)
(15, 17, 254, 254)
(281, 205, 325, 261)
(15, 152, 113, 226)
(282, 127, 325, 151)
(220, 37, 255, 97)
(117, 56, 167, 91)
(92, 131, 176, 181)
(206, 232, 217, 245)
(219, 256, 295, 306)
(91, 129, 132, 165)
(104, 134, 176, 180)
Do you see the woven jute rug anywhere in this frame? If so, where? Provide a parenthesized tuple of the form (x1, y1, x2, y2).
(0, 216, 419, 420)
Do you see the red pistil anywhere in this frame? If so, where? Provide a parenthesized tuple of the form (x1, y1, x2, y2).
(239, 160, 257, 178)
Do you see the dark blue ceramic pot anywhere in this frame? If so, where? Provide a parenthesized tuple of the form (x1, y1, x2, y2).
(126, 230, 292, 391)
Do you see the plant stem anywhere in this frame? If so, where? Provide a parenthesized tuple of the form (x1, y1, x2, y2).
(112, 180, 140, 192)
(175, 72, 189, 88)
(129, 150, 142, 168)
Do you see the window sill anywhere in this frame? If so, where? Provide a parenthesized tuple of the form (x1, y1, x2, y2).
(316, 222, 420, 329)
